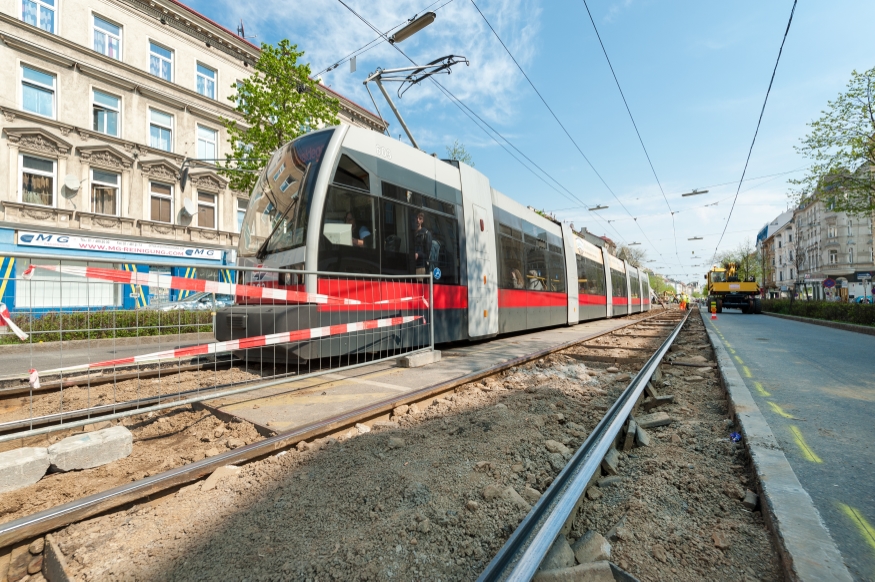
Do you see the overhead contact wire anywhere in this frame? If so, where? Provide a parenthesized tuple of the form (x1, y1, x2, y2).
(712, 0, 798, 262)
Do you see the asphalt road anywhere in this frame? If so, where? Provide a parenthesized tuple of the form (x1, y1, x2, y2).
(704, 308, 875, 581)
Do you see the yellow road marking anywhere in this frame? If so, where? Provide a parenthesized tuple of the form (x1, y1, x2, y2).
(837, 503, 875, 554)
(789, 425, 822, 463)
(768, 401, 796, 419)
(728, 347, 736, 354)
(734, 355, 744, 365)
(742, 366, 752, 378)
(753, 382, 771, 397)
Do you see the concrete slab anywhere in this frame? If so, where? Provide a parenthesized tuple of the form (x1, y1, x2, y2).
(0, 447, 49, 493)
(210, 315, 655, 433)
(48, 426, 133, 472)
(397, 349, 441, 368)
(702, 309, 853, 582)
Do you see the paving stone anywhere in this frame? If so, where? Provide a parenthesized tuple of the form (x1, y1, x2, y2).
(48, 426, 133, 472)
(585, 487, 602, 501)
(545, 440, 570, 455)
(28, 537, 45, 555)
(201, 465, 240, 491)
(392, 405, 409, 416)
(600, 448, 619, 476)
(523, 486, 542, 504)
(743, 489, 759, 510)
(571, 530, 611, 563)
(397, 350, 441, 368)
(372, 420, 400, 431)
(533, 560, 615, 582)
(0, 447, 50, 493)
(596, 476, 623, 488)
(539, 536, 575, 571)
(635, 411, 673, 429)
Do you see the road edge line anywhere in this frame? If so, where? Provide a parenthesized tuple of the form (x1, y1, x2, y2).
(700, 308, 853, 582)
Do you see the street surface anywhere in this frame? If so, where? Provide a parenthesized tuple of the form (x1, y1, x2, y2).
(704, 309, 875, 581)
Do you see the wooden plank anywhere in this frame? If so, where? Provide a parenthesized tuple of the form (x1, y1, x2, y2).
(565, 354, 646, 365)
(622, 419, 638, 452)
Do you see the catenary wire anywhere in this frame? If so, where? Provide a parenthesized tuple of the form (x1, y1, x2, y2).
(333, 0, 633, 247)
(315, 0, 457, 78)
(711, 0, 798, 262)
(464, 0, 663, 259)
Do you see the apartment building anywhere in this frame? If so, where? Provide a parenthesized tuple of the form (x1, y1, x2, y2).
(0, 0, 386, 308)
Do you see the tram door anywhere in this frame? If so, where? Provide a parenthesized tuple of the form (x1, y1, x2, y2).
(460, 164, 498, 338)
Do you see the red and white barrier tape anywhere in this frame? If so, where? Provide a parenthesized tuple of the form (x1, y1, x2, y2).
(0, 303, 28, 341)
(28, 315, 423, 389)
(23, 265, 428, 309)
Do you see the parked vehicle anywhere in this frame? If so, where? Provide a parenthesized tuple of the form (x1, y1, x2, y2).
(155, 292, 234, 312)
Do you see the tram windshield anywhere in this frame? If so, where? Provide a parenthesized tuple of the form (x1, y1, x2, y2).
(238, 129, 334, 258)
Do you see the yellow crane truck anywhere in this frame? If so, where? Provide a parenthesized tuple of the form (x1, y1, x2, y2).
(705, 262, 762, 314)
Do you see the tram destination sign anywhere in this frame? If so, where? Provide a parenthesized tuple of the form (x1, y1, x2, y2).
(17, 231, 223, 261)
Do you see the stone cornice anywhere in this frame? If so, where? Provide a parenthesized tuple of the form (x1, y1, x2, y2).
(76, 144, 135, 170)
(3, 126, 73, 157)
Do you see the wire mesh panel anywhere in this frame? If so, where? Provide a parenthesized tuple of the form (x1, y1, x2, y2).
(0, 252, 433, 441)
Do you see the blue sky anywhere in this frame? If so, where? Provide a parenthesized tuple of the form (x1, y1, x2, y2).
(190, 0, 874, 282)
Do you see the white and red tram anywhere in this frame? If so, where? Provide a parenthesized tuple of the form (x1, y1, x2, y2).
(216, 125, 650, 361)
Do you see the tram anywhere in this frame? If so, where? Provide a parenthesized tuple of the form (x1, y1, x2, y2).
(215, 125, 650, 362)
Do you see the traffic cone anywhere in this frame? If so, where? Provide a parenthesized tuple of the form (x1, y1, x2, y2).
(711, 311, 717, 320)
(710, 301, 717, 320)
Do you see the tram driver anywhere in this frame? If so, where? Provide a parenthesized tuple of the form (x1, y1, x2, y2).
(345, 212, 371, 247)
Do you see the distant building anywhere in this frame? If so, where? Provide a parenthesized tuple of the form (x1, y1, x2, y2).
(0, 0, 386, 309)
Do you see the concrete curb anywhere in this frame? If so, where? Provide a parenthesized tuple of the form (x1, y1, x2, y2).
(0, 332, 213, 354)
(700, 309, 852, 582)
(763, 311, 875, 337)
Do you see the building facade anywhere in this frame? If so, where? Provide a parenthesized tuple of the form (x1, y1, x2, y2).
(0, 0, 386, 309)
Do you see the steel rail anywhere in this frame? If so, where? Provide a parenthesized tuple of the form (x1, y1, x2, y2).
(478, 310, 690, 581)
(0, 310, 672, 549)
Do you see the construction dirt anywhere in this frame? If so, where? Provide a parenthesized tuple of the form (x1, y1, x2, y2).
(44, 312, 782, 581)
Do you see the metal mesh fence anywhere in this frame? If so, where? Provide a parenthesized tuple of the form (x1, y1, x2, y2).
(0, 252, 433, 441)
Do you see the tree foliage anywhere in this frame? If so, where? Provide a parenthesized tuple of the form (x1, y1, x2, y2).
(616, 245, 646, 268)
(446, 140, 474, 166)
(220, 40, 340, 193)
(790, 66, 875, 215)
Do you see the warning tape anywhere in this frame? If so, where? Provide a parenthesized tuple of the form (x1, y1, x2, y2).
(28, 314, 423, 389)
(23, 265, 428, 309)
(0, 303, 28, 341)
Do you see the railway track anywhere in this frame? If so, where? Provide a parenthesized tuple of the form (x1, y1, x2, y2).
(0, 309, 782, 581)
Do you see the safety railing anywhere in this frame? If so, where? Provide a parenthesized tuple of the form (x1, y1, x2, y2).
(0, 252, 433, 442)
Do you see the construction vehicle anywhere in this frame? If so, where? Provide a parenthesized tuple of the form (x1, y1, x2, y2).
(705, 262, 762, 314)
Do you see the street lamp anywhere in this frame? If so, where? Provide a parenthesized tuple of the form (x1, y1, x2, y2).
(588, 205, 609, 211)
(389, 12, 437, 44)
(688, 236, 703, 241)
(681, 189, 709, 197)
(629, 242, 641, 246)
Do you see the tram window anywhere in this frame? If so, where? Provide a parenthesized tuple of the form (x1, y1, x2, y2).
(525, 236, 547, 291)
(630, 276, 640, 299)
(577, 256, 606, 296)
(333, 154, 370, 192)
(321, 187, 375, 249)
(498, 231, 525, 289)
(547, 252, 566, 293)
(610, 269, 628, 297)
(379, 200, 460, 285)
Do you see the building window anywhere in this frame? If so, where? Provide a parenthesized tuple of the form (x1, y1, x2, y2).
(196, 125, 217, 160)
(91, 169, 120, 215)
(20, 154, 55, 206)
(828, 224, 837, 238)
(22, 0, 55, 33)
(236, 198, 248, 232)
(829, 250, 837, 265)
(149, 42, 172, 81)
(196, 63, 216, 99)
(93, 16, 121, 60)
(92, 90, 120, 136)
(150, 182, 173, 223)
(848, 247, 854, 264)
(149, 109, 172, 152)
(197, 192, 216, 229)
(21, 65, 55, 118)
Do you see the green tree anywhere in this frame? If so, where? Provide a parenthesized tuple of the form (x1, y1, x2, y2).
(790, 66, 875, 215)
(616, 245, 646, 268)
(446, 140, 474, 166)
(220, 40, 340, 193)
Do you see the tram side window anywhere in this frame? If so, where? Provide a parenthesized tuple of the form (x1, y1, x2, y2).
(497, 223, 525, 289)
(425, 210, 460, 285)
(547, 251, 565, 293)
(610, 269, 628, 297)
(524, 235, 548, 291)
(577, 256, 606, 296)
(630, 276, 640, 299)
